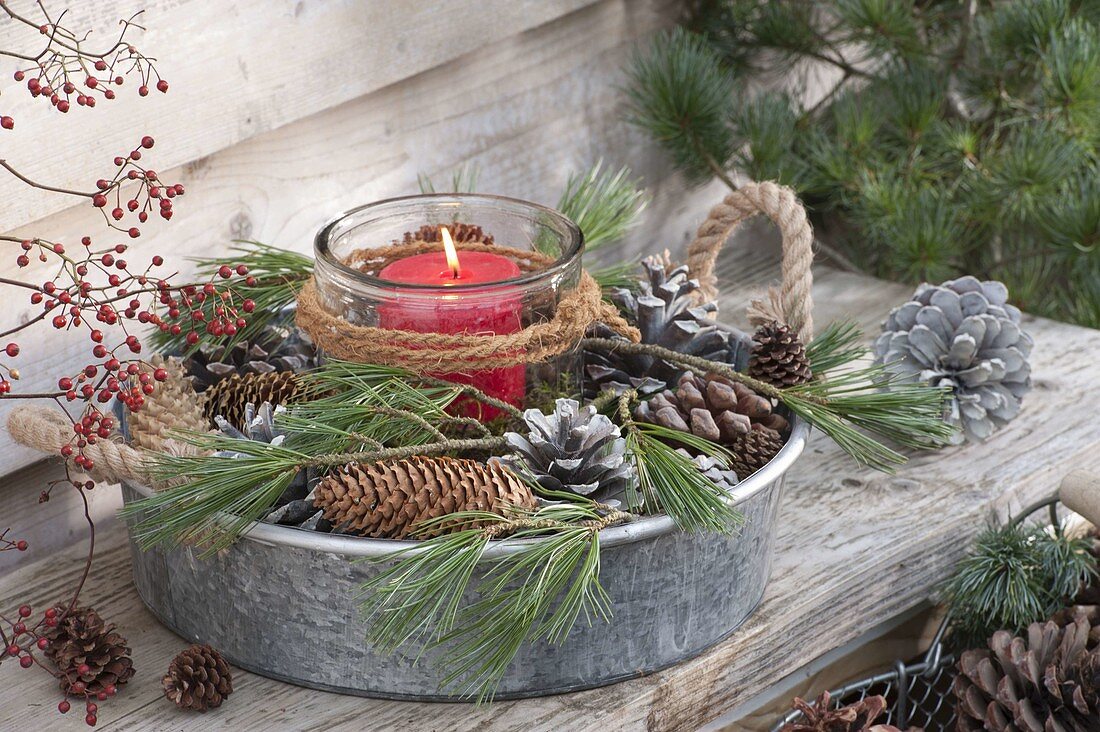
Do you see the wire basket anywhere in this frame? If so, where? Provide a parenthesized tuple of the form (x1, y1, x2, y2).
(771, 498, 1068, 732)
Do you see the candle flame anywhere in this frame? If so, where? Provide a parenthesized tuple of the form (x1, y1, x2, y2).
(440, 226, 461, 278)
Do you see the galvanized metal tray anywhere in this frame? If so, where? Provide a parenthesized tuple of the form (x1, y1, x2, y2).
(120, 419, 808, 700)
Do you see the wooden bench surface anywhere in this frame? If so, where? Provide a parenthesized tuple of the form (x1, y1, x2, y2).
(2, 257, 1098, 732)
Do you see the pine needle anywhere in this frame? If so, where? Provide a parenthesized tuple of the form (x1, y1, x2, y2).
(556, 161, 648, 251)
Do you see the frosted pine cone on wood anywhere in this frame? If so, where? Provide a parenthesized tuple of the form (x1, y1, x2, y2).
(873, 276, 1032, 443)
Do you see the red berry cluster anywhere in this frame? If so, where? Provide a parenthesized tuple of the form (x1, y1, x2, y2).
(88, 137, 184, 236)
(0, 4, 165, 131)
(2, 236, 247, 467)
(3, 606, 117, 726)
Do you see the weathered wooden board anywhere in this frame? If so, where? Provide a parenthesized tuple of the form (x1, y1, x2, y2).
(0, 0, 602, 231)
(3, 253, 1098, 731)
(0, 0, 692, 473)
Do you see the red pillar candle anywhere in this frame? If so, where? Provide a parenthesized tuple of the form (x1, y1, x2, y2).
(377, 227, 525, 420)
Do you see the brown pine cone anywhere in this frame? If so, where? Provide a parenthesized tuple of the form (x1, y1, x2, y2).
(314, 457, 537, 539)
(748, 321, 812, 387)
(780, 691, 906, 731)
(954, 607, 1100, 732)
(42, 607, 135, 695)
(162, 644, 233, 712)
(129, 355, 210, 453)
(634, 372, 789, 442)
(402, 222, 494, 245)
(202, 371, 302, 430)
(728, 426, 785, 478)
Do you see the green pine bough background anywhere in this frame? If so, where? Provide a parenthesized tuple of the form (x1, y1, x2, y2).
(626, 0, 1100, 328)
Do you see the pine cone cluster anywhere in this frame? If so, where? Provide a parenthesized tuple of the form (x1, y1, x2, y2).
(162, 644, 233, 712)
(214, 403, 322, 529)
(42, 607, 135, 695)
(780, 691, 907, 731)
(635, 372, 788, 476)
(749, 321, 812, 387)
(498, 398, 634, 504)
(203, 371, 303, 430)
(401, 222, 494, 245)
(314, 457, 537, 539)
(874, 276, 1032, 443)
(183, 326, 317, 393)
(954, 607, 1100, 731)
(584, 256, 751, 396)
(128, 355, 210, 453)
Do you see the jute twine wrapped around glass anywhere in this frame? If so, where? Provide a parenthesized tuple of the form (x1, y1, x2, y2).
(294, 194, 638, 419)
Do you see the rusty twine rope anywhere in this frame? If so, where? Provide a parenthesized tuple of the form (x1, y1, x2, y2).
(295, 241, 640, 371)
(686, 181, 815, 340)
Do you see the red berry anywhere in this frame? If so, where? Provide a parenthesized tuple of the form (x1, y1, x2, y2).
(127, 228, 140, 239)
(15, 540, 27, 551)
(57, 100, 70, 113)
(156, 79, 169, 93)
(17, 605, 30, 617)
(85, 713, 97, 726)
(111, 207, 124, 221)
(0, 116, 13, 130)
(19, 656, 33, 668)
(86, 703, 97, 714)
(6, 645, 19, 656)
(94, 60, 107, 72)
(13, 71, 24, 81)
(37, 637, 49, 650)
(85, 77, 98, 89)
(138, 85, 148, 97)
(218, 265, 233, 279)
(185, 332, 199, 346)
(59, 701, 71, 714)
(77, 662, 91, 675)
(141, 135, 154, 149)
(151, 255, 163, 266)
(242, 299, 256, 313)
(5, 343, 19, 357)
(92, 194, 107, 208)
(153, 368, 168, 382)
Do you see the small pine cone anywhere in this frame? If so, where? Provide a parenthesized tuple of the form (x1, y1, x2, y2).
(203, 371, 302, 431)
(780, 691, 900, 732)
(402, 223, 494, 246)
(748, 322, 811, 388)
(162, 644, 233, 712)
(728, 426, 785, 478)
(314, 457, 537, 539)
(42, 607, 135, 695)
(129, 355, 210, 452)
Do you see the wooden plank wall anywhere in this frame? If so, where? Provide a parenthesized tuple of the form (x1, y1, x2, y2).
(0, 0, 720, 480)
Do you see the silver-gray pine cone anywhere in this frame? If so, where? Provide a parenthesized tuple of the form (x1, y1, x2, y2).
(585, 257, 751, 396)
(873, 276, 1032, 443)
(214, 402, 323, 529)
(499, 398, 634, 503)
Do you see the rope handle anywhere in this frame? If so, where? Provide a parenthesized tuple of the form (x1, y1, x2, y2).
(7, 406, 150, 485)
(685, 181, 815, 340)
(1059, 470, 1100, 529)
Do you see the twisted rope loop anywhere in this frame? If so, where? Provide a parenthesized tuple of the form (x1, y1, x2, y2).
(296, 270, 638, 371)
(685, 181, 815, 340)
(7, 406, 150, 485)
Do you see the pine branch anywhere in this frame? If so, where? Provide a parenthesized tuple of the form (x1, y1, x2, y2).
(556, 161, 648, 252)
(624, 28, 736, 183)
(360, 501, 631, 701)
(582, 333, 954, 471)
